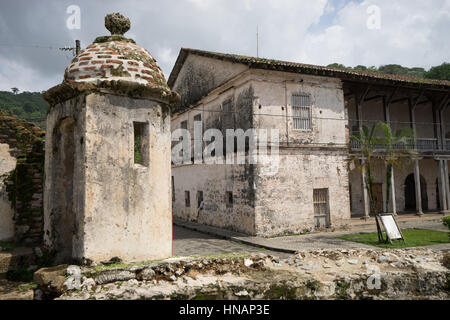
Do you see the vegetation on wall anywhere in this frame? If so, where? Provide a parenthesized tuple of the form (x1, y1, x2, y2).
(0, 91, 48, 129)
(443, 216, 450, 230)
(0, 110, 45, 245)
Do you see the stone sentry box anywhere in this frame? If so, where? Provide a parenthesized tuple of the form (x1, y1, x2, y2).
(43, 13, 179, 264)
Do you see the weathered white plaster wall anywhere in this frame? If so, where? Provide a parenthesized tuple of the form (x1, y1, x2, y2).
(172, 54, 248, 109)
(249, 70, 346, 146)
(83, 93, 172, 263)
(172, 68, 351, 236)
(172, 163, 256, 235)
(45, 93, 172, 263)
(254, 151, 350, 236)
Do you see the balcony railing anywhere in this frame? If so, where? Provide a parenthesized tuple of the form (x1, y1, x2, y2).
(350, 138, 440, 151)
(415, 138, 439, 151)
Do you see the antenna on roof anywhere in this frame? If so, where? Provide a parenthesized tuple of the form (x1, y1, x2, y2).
(256, 25, 259, 58)
(59, 39, 80, 57)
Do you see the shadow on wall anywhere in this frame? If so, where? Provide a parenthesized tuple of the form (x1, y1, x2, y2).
(49, 117, 76, 264)
(404, 174, 428, 211)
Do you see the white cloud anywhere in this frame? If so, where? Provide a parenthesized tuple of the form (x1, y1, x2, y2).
(297, 0, 450, 69)
(155, 46, 178, 78)
(0, 56, 60, 92)
(0, 0, 448, 92)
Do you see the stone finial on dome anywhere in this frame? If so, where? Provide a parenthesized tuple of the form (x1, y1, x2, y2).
(105, 13, 130, 36)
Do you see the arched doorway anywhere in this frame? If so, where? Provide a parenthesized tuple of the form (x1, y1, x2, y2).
(404, 174, 428, 211)
(51, 117, 76, 263)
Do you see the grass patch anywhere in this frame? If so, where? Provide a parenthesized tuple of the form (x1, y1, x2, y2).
(338, 228, 450, 248)
(93, 263, 130, 271)
(0, 241, 18, 252)
(19, 283, 37, 292)
(92, 259, 164, 271)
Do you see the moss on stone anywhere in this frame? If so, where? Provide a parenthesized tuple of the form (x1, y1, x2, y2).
(94, 36, 135, 44)
(334, 280, 351, 300)
(43, 80, 180, 108)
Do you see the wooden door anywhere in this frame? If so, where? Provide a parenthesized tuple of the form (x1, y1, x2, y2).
(313, 188, 330, 228)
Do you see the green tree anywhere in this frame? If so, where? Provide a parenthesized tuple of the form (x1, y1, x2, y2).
(327, 63, 347, 69)
(376, 123, 415, 212)
(353, 65, 368, 71)
(407, 67, 426, 78)
(23, 102, 37, 113)
(424, 62, 450, 81)
(378, 64, 409, 75)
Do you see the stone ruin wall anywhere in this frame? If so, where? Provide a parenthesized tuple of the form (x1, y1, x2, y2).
(0, 110, 45, 245)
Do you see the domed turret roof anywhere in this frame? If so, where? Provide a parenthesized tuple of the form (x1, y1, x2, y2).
(65, 13, 167, 90)
(45, 13, 179, 106)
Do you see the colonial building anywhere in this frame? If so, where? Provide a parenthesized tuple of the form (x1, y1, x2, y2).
(168, 48, 450, 237)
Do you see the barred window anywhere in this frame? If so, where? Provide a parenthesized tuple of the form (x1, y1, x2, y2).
(292, 94, 312, 130)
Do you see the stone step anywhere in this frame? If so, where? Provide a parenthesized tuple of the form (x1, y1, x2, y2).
(0, 247, 35, 274)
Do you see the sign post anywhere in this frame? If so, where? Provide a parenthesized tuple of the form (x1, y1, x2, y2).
(379, 213, 405, 244)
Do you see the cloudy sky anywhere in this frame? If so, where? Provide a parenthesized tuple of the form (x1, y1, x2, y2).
(0, 0, 448, 92)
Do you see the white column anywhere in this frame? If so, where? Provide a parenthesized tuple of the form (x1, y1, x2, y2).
(414, 159, 423, 215)
(361, 159, 370, 219)
(437, 159, 448, 212)
(391, 169, 397, 215)
(444, 159, 450, 210)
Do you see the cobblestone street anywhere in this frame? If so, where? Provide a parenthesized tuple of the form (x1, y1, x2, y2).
(172, 226, 290, 258)
(173, 216, 450, 254)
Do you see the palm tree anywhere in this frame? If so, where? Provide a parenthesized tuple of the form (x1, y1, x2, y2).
(350, 122, 415, 243)
(350, 123, 380, 217)
(376, 123, 415, 212)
